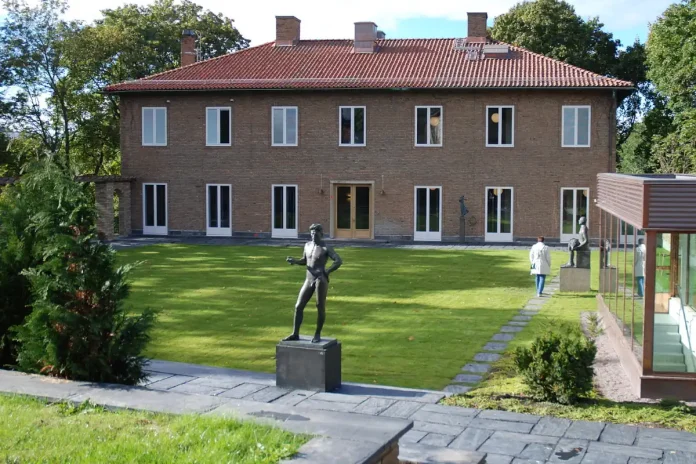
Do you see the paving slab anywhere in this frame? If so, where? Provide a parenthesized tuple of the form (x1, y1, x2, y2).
(336, 382, 445, 404)
(271, 390, 316, 406)
(145, 360, 276, 386)
(217, 383, 268, 399)
(600, 424, 639, 445)
(637, 427, 696, 442)
(280, 436, 383, 464)
(0, 370, 93, 401)
(379, 400, 424, 419)
(512, 459, 545, 464)
(419, 432, 456, 447)
(662, 450, 696, 463)
(398, 442, 486, 464)
(454, 374, 483, 384)
(449, 427, 494, 451)
(500, 326, 524, 333)
(636, 436, 696, 453)
(483, 342, 509, 351)
(531, 417, 572, 437)
(564, 421, 606, 441)
(520, 311, 539, 316)
(352, 397, 396, 415)
(146, 374, 196, 390)
(294, 398, 359, 413)
(167, 383, 227, 396)
(312, 391, 367, 404)
(627, 458, 662, 464)
(518, 443, 555, 461)
(490, 431, 559, 445)
(512, 315, 533, 322)
(140, 372, 173, 386)
(400, 429, 428, 443)
(580, 452, 629, 463)
(445, 385, 472, 394)
(410, 409, 475, 427)
(474, 353, 501, 362)
(70, 384, 228, 414)
(478, 410, 541, 424)
(469, 418, 535, 434)
(478, 436, 527, 457)
(248, 386, 290, 403)
(588, 441, 663, 460)
(185, 376, 246, 389)
(413, 421, 466, 436)
(418, 404, 479, 417)
(492, 333, 516, 342)
(508, 321, 529, 327)
(549, 438, 589, 464)
(462, 363, 491, 373)
(483, 454, 514, 464)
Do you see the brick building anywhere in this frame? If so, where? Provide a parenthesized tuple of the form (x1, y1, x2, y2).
(103, 13, 633, 242)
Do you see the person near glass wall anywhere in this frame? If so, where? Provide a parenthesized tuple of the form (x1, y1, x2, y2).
(530, 236, 551, 297)
(634, 238, 646, 298)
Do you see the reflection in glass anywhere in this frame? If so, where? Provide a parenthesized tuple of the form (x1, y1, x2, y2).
(209, 185, 218, 228)
(487, 108, 498, 145)
(337, 187, 351, 229)
(354, 108, 365, 144)
(355, 187, 370, 230)
(416, 108, 428, 145)
(273, 186, 284, 229)
(416, 188, 427, 232)
(487, 189, 498, 233)
(500, 188, 512, 233)
(156, 185, 166, 226)
(286, 186, 296, 230)
(562, 189, 574, 234)
(429, 188, 440, 232)
(501, 107, 513, 145)
(220, 186, 230, 228)
(145, 184, 154, 227)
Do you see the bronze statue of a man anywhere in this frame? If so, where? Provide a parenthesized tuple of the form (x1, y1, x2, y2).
(562, 216, 591, 268)
(284, 224, 343, 343)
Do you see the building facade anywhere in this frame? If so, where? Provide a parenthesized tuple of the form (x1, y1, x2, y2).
(105, 13, 633, 243)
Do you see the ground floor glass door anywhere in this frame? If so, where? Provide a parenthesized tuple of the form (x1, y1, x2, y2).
(414, 186, 442, 241)
(272, 185, 298, 238)
(334, 184, 371, 239)
(485, 187, 513, 242)
(143, 183, 167, 235)
(560, 188, 589, 243)
(206, 184, 231, 236)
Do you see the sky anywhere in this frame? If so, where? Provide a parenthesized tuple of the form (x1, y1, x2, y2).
(0, 0, 674, 47)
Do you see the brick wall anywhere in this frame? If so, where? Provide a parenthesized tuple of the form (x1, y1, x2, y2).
(120, 89, 616, 241)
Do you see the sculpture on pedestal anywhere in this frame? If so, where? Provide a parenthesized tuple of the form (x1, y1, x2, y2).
(599, 239, 612, 268)
(283, 224, 343, 343)
(562, 217, 591, 269)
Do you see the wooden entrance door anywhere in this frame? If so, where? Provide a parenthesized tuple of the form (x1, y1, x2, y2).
(334, 184, 372, 239)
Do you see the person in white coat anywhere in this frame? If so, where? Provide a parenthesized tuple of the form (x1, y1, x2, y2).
(530, 236, 552, 297)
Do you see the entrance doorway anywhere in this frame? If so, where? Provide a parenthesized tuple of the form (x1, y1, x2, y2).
(333, 184, 372, 239)
(143, 183, 167, 235)
(206, 184, 232, 236)
(414, 186, 442, 241)
(560, 188, 589, 243)
(485, 187, 513, 242)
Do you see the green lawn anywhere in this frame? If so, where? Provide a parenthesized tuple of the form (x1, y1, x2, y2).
(443, 292, 696, 431)
(0, 394, 307, 463)
(118, 245, 564, 390)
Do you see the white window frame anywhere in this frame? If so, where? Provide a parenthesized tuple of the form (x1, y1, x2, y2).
(562, 105, 591, 147)
(142, 183, 168, 235)
(485, 105, 515, 148)
(206, 184, 232, 237)
(414, 106, 443, 147)
(338, 106, 367, 147)
(272, 106, 298, 147)
(206, 107, 232, 147)
(271, 184, 299, 238)
(413, 186, 443, 242)
(142, 107, 167, 146)
(559, 187, 590, 243)
(484, 186, 514, 242)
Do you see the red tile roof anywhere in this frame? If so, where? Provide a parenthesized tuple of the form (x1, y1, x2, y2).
(105, 39, 633, 93)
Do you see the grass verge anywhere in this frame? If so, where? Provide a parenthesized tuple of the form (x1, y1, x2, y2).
(0, 394, 308, 463)
(442, 292, 696, 432)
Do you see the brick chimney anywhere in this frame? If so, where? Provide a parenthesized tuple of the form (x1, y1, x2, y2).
(467, 12, 488, 42)
(276, 16, 301, 46)
(181, 30, 197, 67)
(354, 22, 377, 53)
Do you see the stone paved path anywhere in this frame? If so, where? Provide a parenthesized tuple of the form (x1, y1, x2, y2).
(443, 276, 560, 394)
(141, 359, 696, 463)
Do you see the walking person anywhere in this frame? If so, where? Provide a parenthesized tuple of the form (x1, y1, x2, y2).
(530, 236, 552, 297)
(634, 238, 646, 298)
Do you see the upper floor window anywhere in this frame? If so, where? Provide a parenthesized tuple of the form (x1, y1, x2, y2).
(486, 106, 514, 147)
(142, 107, 167, 146)
(340, 106, 366, 146)
(415, 106, 442, 146)
(562, 106, 591, 147)
(272, 107, 298, 146)
(206, 107, 231, 146)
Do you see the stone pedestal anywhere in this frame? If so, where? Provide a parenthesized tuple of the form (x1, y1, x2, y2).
(560, 267, 591, 292)
(576, 250, 591, 269)
(276, 337, 341, 392)
(459, 217, 466, 243)
(599, 267, 618, 293)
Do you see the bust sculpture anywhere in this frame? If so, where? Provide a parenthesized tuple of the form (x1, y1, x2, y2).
(562, 217, 591, 269)
(459, 196, 469, 218)
(283, 224, 342, 343)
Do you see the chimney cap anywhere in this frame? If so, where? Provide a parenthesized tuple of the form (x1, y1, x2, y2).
(182, 29, 196, 37)
(276, 15, 300, 21)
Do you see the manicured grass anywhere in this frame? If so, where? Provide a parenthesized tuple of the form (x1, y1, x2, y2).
(442, 292, 696, 431)
(118, 245, 563, 390)
(0, 394, 307, 463)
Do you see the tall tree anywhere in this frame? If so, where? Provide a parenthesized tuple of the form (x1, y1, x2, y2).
(491, 0, 649, 149)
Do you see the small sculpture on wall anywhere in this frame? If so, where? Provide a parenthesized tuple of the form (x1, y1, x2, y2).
(459, 196, 469, 218)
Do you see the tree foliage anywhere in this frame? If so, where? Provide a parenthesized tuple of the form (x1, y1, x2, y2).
(9, 160, 156, 384)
